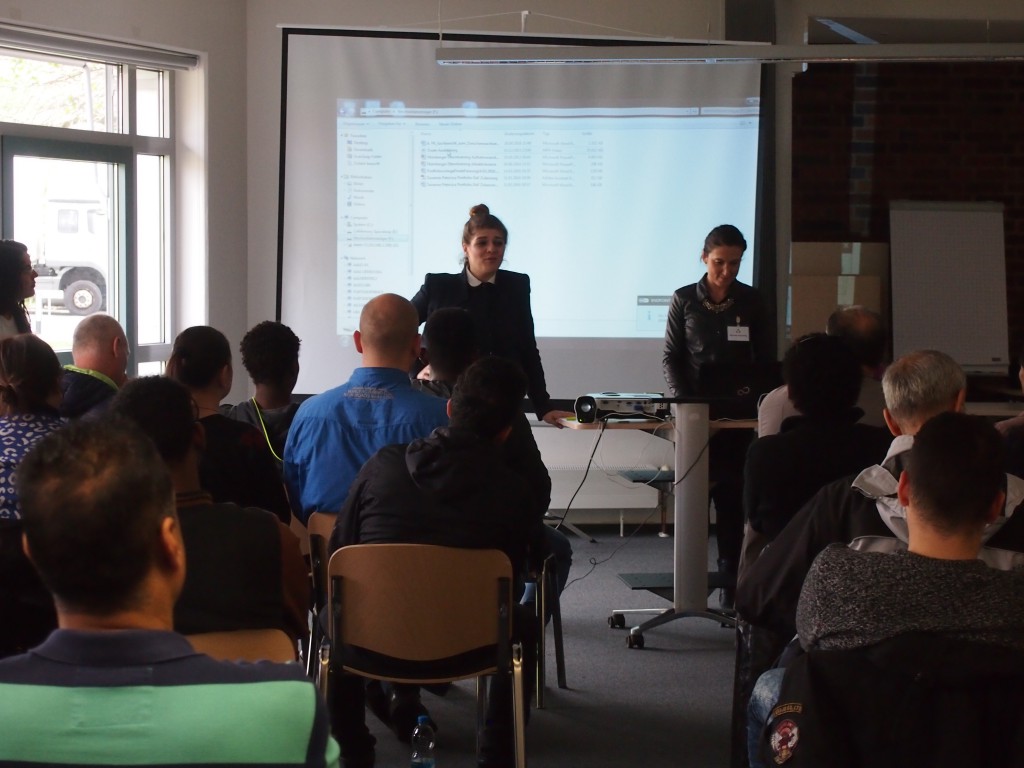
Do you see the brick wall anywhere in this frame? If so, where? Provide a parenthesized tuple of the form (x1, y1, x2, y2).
(792, 62, 1024, 363)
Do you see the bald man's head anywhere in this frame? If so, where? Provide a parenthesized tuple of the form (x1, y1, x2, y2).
(71, 314, 129, 385)
(355, 294, 421, 369)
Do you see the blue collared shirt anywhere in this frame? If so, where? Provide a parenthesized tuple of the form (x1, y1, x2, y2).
(283, 367, 449, 523)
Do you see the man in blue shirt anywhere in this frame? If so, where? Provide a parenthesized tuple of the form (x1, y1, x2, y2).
(284, 293, 448, 523)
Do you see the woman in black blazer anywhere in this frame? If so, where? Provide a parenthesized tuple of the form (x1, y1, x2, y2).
(411, 204, 572, 425)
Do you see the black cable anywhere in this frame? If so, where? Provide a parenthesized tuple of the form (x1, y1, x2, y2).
(552, 420, 606, 532)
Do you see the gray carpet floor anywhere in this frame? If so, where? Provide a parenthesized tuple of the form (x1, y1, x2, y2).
(366, 526, 737, 768)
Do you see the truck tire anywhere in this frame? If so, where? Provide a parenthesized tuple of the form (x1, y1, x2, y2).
(64, 279, 103, 315)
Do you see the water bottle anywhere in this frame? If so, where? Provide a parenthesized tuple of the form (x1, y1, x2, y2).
(410, 714, 436, 768)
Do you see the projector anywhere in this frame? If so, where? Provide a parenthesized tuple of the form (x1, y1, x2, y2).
(573, 392, 668, 423)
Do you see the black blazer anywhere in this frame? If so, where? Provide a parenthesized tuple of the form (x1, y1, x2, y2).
(411, 269, 552, 418)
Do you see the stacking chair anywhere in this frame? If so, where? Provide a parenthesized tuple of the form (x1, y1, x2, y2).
(306, 511, 337, 681)
(326, 544, 526, 768)
(187, 628, 298, 663)
(534, 553, 566, 708)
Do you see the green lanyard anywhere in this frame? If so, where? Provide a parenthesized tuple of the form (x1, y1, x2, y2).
(251, 397, 282, 463)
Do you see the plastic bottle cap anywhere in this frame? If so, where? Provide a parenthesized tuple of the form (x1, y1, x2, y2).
(417, 715, 430, 725)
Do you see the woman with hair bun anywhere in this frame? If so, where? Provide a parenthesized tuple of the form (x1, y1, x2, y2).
(0, 240, 37, 339)
(0, 335, 64, 520)
(166, 326, 290, 523)
(411, 204, 572, 426)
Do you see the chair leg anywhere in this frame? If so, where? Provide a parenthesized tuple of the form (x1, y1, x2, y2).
(535, 577, 546, 709)
(475, 675, 489, 760)
(512, 643, 527, 768)
(317, 640, 330, 700)
(547, 566, 567, 690)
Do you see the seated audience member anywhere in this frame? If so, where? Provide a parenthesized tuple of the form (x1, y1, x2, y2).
(285, 294, 447, 524)
(166, 325, 290, 523)
(0, 420, 338, 768)
(748, 413, 1024, 768)
(60, 314, 129, 419)
(328, 356, 537, 768)
(0, 334, 63, 656)
(415, 307, 571, 596)
(224, 320, 301, 474)
(110, 376, 308, 643)
(733, 334, 892, 754)
(736, 349, 1024, 640)
(741, 333, 892, 570)
(758, 306, 887, 436)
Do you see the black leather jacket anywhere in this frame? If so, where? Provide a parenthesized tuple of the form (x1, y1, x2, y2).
(662, 276, 772, 396)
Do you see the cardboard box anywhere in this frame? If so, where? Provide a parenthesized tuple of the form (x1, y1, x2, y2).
(790, 242, 889, 278)
(789, 275, 882, 340)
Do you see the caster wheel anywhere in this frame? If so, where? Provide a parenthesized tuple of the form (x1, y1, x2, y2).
(627, 633, 645, 649)
(608, 614, 626, 629)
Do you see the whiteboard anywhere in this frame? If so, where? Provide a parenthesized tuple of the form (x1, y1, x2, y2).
(890, 201, 1008, 374)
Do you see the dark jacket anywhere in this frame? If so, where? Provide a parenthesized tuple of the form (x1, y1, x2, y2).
(763, 633, 1024, 768)
(59, 368, 117, 419)
(743, 413, 892, 540)
(411, 269, 552, 418)
(174, 492, 309, 643)
(662, 276, 772, 397)
(198, 414, 291, 524)
(736, 447, 1024, 638)
(330, 427, 535, 574)
(221, 399, 299, 476)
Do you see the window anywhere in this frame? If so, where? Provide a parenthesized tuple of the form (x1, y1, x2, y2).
(0, 28, 195, 371)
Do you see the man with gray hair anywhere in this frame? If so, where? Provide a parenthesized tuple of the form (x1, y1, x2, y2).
(737, 349, 1024, 639)
(757, 306, 887, 436)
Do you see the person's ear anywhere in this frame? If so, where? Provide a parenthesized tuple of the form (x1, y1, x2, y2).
(158, 513, 186, 579)
(883, 408, 902, 437)
(494, 424, 513, 444)
(217, 363, 232, 394)
(21, 533, 34, 566)
(896, 470, 912, 507)
(446, 399, 452, 419)
(953, 388, 967, 413)
(986, 491, 1006, 524)
(353, 330, 363, 354)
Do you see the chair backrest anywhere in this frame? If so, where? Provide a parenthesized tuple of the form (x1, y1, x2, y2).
(307, 512, 337, 610)
(764, 633, 1024, 768)
(187, 628, 298, 663)
(328, 543, 513, 681)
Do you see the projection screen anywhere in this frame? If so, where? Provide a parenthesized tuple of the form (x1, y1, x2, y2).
(279, 29, 763, 403)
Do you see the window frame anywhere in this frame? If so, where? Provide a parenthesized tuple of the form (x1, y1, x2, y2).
(0, 59, 176, 371)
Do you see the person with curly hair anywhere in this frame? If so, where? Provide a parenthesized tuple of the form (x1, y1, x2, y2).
(223, 320, 301, 474)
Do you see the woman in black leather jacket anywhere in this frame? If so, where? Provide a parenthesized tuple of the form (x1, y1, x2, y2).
(662, 224, 773, 606)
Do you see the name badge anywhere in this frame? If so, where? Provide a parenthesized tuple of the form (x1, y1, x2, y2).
(728, 325, 750, 342)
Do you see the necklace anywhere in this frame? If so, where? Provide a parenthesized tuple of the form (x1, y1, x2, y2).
(701, 296, 735, 313)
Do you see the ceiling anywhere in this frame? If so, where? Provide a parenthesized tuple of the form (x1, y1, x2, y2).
(809, 17, 1024, 45)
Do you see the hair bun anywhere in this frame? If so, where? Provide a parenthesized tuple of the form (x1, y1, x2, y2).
(469, 203, 490, 218)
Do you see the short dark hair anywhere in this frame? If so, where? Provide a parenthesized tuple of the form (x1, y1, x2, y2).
(18, 419, 175, 615)
(450, 356, 526, 441)
(109, 376, 196, 465)
(702, 224, 747, 256)
(166, 325, 231, 389)
(905, 412, 1005, 535)
(0, 334, 63, 416)
(423, 308, 478, 383)
(826, 306, 886, 369)
(784, 333, 862, 418)
(240, 321, 300, 387)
